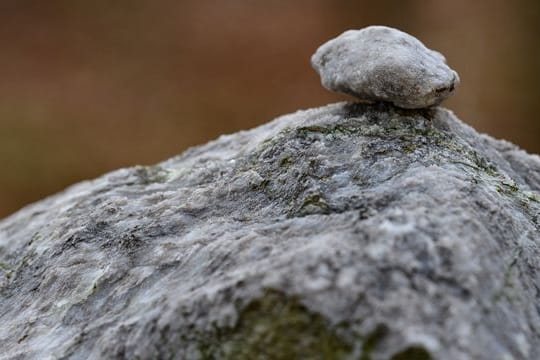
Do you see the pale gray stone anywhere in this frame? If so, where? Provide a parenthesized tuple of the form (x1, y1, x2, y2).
(0, 102, 539, 359)
(311, 26, 460, 109)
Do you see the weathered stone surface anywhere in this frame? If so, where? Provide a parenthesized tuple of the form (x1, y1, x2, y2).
(311, 26, 460, 108)
(0, 102, 539, 359)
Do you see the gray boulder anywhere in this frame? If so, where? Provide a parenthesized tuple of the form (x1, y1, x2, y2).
(0, 102, 539, 359)
(311, 26, 460, 109)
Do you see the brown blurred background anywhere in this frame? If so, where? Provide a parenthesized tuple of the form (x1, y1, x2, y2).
(0, 0, 539, 218)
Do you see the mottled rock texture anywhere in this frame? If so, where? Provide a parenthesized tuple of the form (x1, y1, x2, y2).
(312, 26, 460, 109)
(1, 102, 539, 359)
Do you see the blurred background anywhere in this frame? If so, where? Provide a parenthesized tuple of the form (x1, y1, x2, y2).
(0, 0, 539, 218)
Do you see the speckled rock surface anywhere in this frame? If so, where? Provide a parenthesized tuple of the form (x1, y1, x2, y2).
(1, 102, 539, 359)
(312, 26, 460, 108)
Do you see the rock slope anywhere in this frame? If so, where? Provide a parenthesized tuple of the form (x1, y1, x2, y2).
(1, 102, 539, 359)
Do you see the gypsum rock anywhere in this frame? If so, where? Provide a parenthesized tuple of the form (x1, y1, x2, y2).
(0, 102, 540, 359)
(312, 26, 460, 109)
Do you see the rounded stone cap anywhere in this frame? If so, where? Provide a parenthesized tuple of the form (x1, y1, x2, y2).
(311, 26, 460, 109)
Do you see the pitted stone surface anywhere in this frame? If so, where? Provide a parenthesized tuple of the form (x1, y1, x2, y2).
(0, 102, 539, 359)
(311, 26, 460, 108)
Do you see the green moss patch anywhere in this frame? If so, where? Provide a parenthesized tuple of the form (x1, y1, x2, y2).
(198, 290, 352, 360)
(390, 346, 432, 360)
(134, 165, 169, 184)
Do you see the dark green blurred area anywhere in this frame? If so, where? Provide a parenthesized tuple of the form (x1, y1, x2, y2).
(1, 0, 539, 218)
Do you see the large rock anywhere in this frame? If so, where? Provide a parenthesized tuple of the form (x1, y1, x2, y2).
(0, 102, 539, 359)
